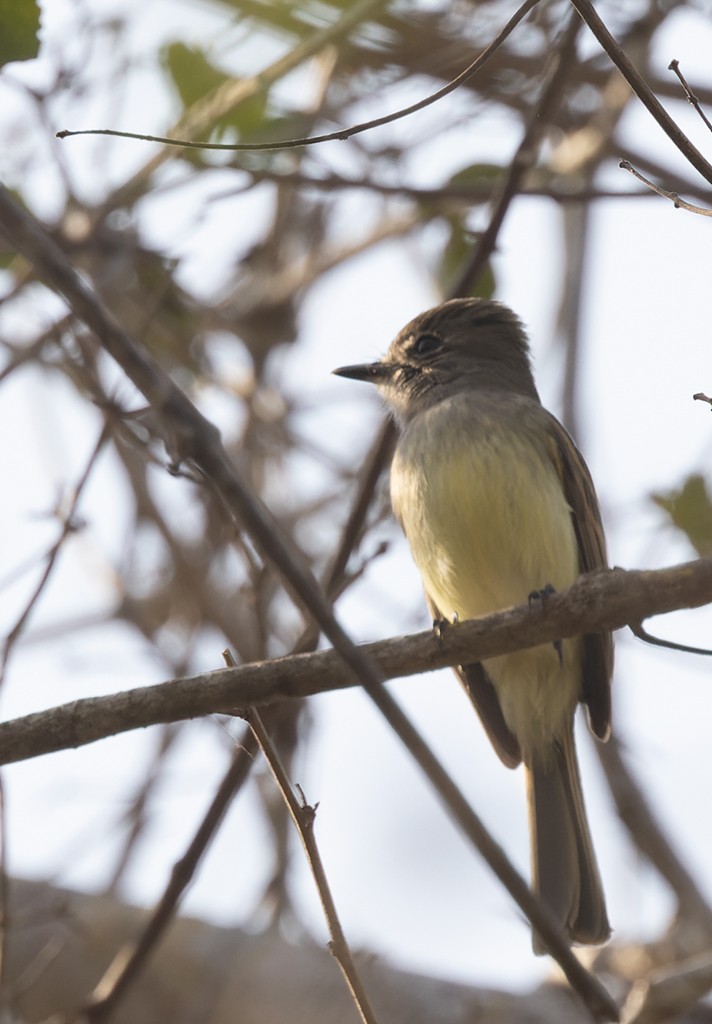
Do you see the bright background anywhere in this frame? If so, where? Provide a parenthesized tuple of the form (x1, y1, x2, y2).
(1, 0, 712, 994)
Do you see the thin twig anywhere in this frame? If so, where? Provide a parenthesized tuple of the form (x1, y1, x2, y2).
(82, 730, 258, 1022)
(630, 621, 712, 657)
(569, 0, 712, 185)
(58, 0, 542, 156)
(619, 160, 712, 216)
(86, 0, 391, 214)
(693, 393, 712, 408)
(0, 424, 110, 686)
(669, 59, 712, 134)
(229, 656, 380, 1024)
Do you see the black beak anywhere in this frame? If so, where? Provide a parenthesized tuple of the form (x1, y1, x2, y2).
(332, 361, 391, 384)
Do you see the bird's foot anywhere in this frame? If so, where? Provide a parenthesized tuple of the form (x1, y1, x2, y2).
(527, 582, 556, 606)
(432, 612, 457, 640)
(527, 583, 563, 666)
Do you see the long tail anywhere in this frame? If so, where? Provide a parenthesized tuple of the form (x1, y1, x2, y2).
(526, 726, 610, 953)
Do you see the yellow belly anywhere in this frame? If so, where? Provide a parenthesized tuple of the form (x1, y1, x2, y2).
(391, 397, 582, 754)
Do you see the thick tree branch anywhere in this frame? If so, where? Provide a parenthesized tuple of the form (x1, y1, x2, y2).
(2, 558, 711, 767)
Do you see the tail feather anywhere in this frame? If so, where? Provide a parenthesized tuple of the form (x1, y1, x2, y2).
(526, 727, 609, 953)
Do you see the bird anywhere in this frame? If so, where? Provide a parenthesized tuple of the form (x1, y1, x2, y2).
(333, 297, 612, 950)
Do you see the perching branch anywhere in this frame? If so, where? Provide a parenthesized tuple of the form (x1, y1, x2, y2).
(2, 558, 712, 768)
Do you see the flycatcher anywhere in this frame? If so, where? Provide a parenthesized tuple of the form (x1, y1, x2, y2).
(334, 297, 611, 950)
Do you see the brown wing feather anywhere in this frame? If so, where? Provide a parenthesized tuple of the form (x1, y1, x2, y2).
(544, 414, 612, 740)
(425, 595, 522, 768)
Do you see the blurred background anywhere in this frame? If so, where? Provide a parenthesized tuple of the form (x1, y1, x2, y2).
(1, 0, 712, 1018)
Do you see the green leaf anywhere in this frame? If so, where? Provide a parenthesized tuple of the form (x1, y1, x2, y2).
(435, 216, 496, 299)
(651, 474, 712, 556)
(161, 42, 267, 141)
(0, 0, 41, 68)
(163, 42, 227, 109)
(447, 162, 505, 190)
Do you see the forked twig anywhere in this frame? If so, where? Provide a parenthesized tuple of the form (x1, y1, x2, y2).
(669, 59, 712, 134)
(569, 0, 712, 185)
(226, 653, 381, 1024)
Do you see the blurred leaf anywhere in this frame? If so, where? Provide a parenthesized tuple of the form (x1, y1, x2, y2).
(163, 42, 227, 107)
(448, 162, 505, 190)
(162, 42, 267, 139)
(0, 0, 41, 67)
(652, 474, 712, 556)
(436, 216, 496, 300)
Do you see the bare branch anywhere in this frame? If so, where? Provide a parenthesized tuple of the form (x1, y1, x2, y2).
(2, 559, 712, 768)
(242, 696, 380, 1024)
(669, 59, 712, 135)
(619, 161, 712, 216)
(57, 0, 542, 156)
(569, 0, 712, 185)
(630, 622, 712, 657)
(211, 167, 687, 204)
(622, 949, 712, 1024)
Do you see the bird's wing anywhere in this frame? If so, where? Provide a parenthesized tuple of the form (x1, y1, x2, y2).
(426, 594, 522, 768)
(544, 413, 612, 741)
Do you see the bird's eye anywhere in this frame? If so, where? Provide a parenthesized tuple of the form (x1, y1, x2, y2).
(412, 333, 441, 357)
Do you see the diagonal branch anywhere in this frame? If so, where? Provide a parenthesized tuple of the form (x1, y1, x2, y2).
(569, 0, 712, 185)
(244, 701, 381, 1024)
